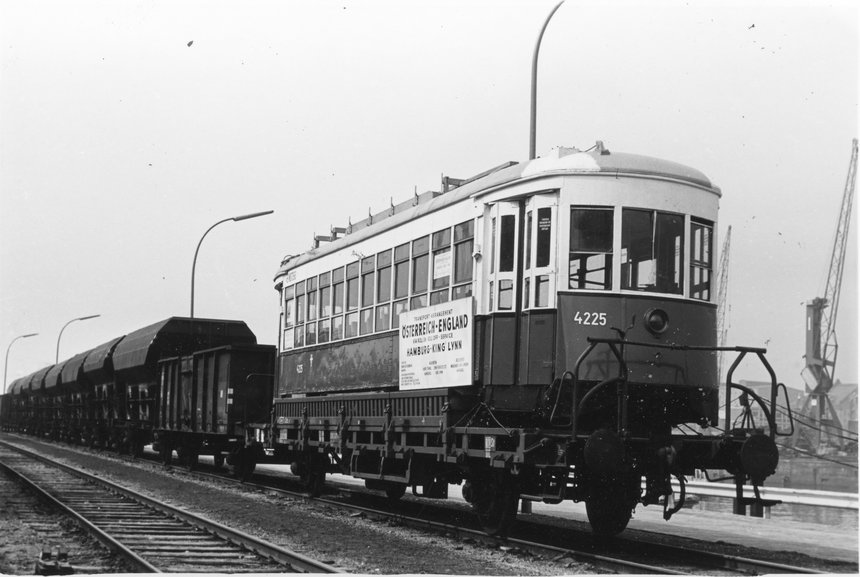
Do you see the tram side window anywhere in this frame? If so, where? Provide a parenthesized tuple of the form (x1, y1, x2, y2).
(393, 243, 410, 328)
(431, 227, 451, 305)
(690, 219, 713, 301)
(452, 219, 474, 300)
(569, 207, 613, 290)
(361, 256, 375, 335)
(283, 284, 295, 350)
(295, 282, 306, 347)
(499, 215, 516, 272)
(376, 249, 392, 331)
(332, 266, 345, 339)
(318, 272, 331, 344)
(345, 261, 360, 338)
(621, 209, 684, 295)
(411, 236, 430, 310)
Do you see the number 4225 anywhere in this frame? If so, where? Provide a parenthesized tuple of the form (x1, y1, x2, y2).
(573, 311, 607, 326)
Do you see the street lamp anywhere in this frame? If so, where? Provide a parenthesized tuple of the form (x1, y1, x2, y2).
(190, 210, 274, 318)
(4, 333, 38, 394)
(529, 0, 564, 160)
(56, 315, 100, 363)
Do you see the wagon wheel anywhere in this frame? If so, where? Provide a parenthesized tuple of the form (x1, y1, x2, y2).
(585, 473, 638, 536)
(470, 473, 519, 537)
(131, 438, 145, 459)
(299, 453, 327, 497)
(179, 447, 199, 471)
(232, 447, 257, 481)
(385, 483, 407, 501)
(160, 442, 173, 466)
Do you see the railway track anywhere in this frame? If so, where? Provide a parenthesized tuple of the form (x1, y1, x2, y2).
(0, 470, 130, 574)
(177, 457, 828, 575)
(1, 436, 842, 575)
(0, 441, 340, 574)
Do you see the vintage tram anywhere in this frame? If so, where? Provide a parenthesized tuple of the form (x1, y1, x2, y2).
(0, 144, 793, 538)
(267, 143, 791, 535)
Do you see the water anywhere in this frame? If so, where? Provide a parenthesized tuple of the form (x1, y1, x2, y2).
(774, 456, 858, 493)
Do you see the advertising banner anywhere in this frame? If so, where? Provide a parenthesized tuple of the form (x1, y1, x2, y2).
(399, 298, 473, 390)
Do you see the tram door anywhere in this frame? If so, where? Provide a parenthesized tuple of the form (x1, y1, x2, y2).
(484, 194, 557, 386)
(519, 194, 557, 385)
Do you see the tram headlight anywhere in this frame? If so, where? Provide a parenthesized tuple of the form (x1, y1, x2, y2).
(644, 308, 670, 336)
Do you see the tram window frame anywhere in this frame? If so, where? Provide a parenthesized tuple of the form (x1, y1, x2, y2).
(499, 215, 516, 272)
(536, 275, 550, 307)
(498, 279, 514, 310)
(360, 307, 374, 335)
(306, 277, 318, 322)
(377, 249, 392, 302)
(375, 304, 391, 331)
(432, 227, 452, 292)
(394, 242, 410, 299)
(392, 299, 408, 328)
(318, 318, 331, 343)
(332, 267, 345, 316)
(452, 219, 474, 300)
(284, 284, 296, 329)
(295, 281, 306, 327)
(305, 317, 317, 345)
(283, 283, 296, 351)
(361, 256, 375, 308)
(319, 272, 332, 319)
(690, 218, 714, 301)
(525, 211, 533, 270)
(332, 315, 344, 340)
(345, 310, 359, 338)
(346, 261, 360, 311)
(411, 235, 430, 309)
(536, 207, 552, 268)
(621, 208, 684, 295)
(569, 207, 614, 291)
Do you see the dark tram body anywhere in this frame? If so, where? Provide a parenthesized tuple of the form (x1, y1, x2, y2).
(0, 144, 794, 537)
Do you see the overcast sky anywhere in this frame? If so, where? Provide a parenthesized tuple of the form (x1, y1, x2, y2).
(1, 0, 857, 392)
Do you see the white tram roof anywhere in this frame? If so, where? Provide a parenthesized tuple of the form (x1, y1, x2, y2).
(275, 145, 719, 280)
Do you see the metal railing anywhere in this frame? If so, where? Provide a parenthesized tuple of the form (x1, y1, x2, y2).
(681, 480, 858, 510)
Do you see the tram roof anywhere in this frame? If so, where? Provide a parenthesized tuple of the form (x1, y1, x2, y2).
(275, 145, 718, 279)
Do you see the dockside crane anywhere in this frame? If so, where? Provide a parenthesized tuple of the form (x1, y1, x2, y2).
(796, 138, 857, 453)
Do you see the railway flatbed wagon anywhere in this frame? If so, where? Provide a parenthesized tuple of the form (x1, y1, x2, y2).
(268, 144, 794, 536)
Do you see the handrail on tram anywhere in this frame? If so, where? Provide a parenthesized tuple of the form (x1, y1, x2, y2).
(561, 338, 795, 440)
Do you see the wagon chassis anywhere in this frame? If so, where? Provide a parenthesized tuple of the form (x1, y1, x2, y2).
(261, 338, 795, 535)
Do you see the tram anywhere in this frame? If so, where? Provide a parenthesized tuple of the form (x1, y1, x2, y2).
(268, 142, 791, 535)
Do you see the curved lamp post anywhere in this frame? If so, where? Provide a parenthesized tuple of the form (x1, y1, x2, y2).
(56, 315, 100, 363)
(4, 332, 38, 394)
(529, 0, 564, 160)
(190, 210, 274, 318)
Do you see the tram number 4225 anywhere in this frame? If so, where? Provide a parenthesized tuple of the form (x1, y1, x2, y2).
(573, 311, 607, 326)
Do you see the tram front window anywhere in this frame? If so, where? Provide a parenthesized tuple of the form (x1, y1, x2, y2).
(622, 209, 684, 295)
(569, 207, 613, 290)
